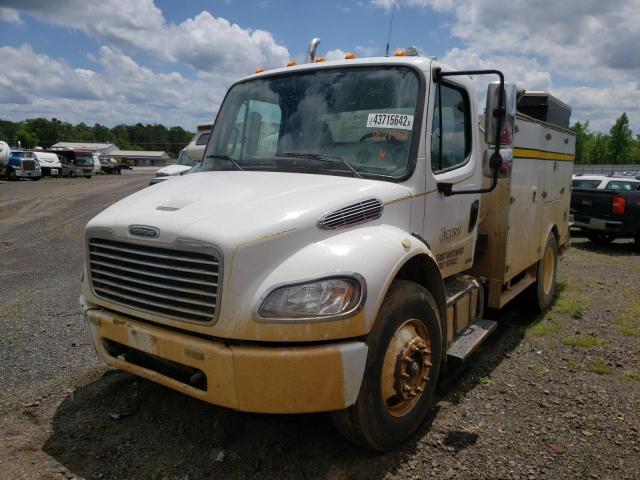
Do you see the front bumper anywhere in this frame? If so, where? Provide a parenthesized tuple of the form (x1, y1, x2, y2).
(16, 170, 41, 178)
(84, 307, 368, 413)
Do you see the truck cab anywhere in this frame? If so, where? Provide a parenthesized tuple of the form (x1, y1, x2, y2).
(50, 149, 95, 178)
(149, 123, 212, 185)
(81, 48, 575, 450)
(5, 148, 41, 180)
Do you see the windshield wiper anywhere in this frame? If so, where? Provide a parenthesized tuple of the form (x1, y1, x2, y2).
(275, 152, 362, 179)
(204, 154, 244, 171)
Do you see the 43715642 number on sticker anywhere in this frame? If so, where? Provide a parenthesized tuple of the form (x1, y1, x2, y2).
(366, 113, 414, 130)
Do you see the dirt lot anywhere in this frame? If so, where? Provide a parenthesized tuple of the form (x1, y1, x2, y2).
(1, 173, 639, 480)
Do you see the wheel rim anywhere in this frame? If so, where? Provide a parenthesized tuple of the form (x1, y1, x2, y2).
(542, 244, 555, 296)
(381, 319, 432, 417)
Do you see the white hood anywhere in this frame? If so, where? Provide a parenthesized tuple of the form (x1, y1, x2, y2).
(88, 171, 411, 250)
(155, 164, 192, 176)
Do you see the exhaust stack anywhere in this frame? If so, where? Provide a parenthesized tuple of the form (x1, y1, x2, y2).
(306, 38, 320, 63)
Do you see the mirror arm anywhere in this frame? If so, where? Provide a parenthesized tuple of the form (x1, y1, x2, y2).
(433, 67, 505, 197)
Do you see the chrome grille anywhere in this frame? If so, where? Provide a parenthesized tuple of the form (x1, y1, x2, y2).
(318, 198, 384, 230)
(22, 159, 36, 171)
(88, 238, 219, 323)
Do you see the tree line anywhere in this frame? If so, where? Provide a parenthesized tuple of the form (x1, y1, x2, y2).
(0, 118, 194, 157)
(571, 113, 640, 165)
(1, 113, 639, 165)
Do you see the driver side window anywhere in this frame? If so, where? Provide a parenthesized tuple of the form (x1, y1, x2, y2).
(431, 83, 471, 172)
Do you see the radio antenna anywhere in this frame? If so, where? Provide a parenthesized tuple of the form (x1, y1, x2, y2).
(384, 0, 397, 57)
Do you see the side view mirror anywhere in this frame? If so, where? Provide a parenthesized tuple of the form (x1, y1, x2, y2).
(483, 147, 513, 178)
(484, 83, 517, 146)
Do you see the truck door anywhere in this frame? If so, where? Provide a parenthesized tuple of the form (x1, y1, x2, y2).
(425, 79, 481, 279)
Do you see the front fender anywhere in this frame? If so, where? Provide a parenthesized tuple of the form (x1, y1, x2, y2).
(231, 225, 435, 342)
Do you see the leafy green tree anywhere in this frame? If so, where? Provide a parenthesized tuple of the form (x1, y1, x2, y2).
(609, 112, 633, 164)
(571, 120, 593, 164)
(16, 127, 40, 148)
(590, 133, 610, 164)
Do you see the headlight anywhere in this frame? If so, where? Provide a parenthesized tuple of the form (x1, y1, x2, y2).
(257, 275, 365, 321)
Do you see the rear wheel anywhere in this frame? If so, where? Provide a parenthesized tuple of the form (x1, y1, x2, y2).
(531, 233, 558, 311)
(587, 233, 615, 245)
(331, 280, 442, 451)
(634, 230, 640, 253)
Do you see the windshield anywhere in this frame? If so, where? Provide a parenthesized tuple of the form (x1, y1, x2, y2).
(176, 150, 197, 167)
(202, 66, 421, 179)
(75, 155, 94, 166)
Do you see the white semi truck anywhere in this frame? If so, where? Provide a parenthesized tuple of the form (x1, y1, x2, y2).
(80, 45, 575, 451)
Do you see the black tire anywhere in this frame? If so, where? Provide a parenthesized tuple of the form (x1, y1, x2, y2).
(30, 177, 41, 181)
(634, 230, 640, 253)
(331, 280, 443, 451)
(587, 233, 615, 245)
(531, 233, 558, 311)
(85, 176, 91, 179)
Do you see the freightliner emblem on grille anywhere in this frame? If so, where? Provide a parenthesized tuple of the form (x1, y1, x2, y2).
(129, 225, 160, 238)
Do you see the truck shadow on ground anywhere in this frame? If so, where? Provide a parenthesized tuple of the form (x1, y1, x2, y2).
(43, 299, 539, 480)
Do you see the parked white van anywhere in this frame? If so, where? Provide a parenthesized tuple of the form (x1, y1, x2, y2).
(32, 151, 62, 177)
(92, 153, 102, 175)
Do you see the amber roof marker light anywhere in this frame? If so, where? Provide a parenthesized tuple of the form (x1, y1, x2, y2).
(345, 52, 356, 60)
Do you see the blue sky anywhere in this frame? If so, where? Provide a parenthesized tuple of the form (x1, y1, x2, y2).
(1, 0, 639, 133)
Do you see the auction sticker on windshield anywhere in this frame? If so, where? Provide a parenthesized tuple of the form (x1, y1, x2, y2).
(366, 113, 414, 130)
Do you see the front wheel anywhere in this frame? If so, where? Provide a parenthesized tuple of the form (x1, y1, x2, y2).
(331, 280, 442, 451)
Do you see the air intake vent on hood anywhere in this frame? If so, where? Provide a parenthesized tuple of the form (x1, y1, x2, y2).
(318, 198, 383, 230)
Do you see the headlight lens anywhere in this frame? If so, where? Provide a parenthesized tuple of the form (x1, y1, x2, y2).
(258, 277, 363, 320)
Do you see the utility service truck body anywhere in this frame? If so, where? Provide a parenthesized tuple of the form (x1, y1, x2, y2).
(80, 50, 575, 450)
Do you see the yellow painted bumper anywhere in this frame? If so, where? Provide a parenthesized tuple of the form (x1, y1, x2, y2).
(85, 309, 368, 413)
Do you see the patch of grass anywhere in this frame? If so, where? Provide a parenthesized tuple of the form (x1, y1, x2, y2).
(616, 314, 640, 337)
(528, 320, 560, 337)
(451, 391, 466, 405)
(532, 365, 548, 376)
(556, 281, 567, 294)
(585, 359, 612, 375)
(562, 335, 606, 348)
(621, 370, 640, 382)
(553, 298, 585, 319)
(563, 358, 580, 369)
(478, 376, 494, 386)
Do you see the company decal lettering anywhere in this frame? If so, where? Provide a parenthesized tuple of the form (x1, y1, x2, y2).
(439, 225, 461, 243)
(436, 247, 464, 269)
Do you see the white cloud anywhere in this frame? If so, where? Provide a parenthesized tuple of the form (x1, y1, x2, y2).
(2, 0, 290, 77)
(0, 44, 224, 128)
(0, 0, 292, 129)
(325, 49, 348, 60)
(371, 0, 640, 131)
(0, 7, 21, 23)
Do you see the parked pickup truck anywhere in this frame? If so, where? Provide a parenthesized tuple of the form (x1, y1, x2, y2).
(571, 187, 640, 250)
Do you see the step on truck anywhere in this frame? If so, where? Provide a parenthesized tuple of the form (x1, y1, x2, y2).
(80, 42, 575, 451)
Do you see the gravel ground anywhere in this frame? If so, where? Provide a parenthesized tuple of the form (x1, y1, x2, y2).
(1, 173, 639, 480)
